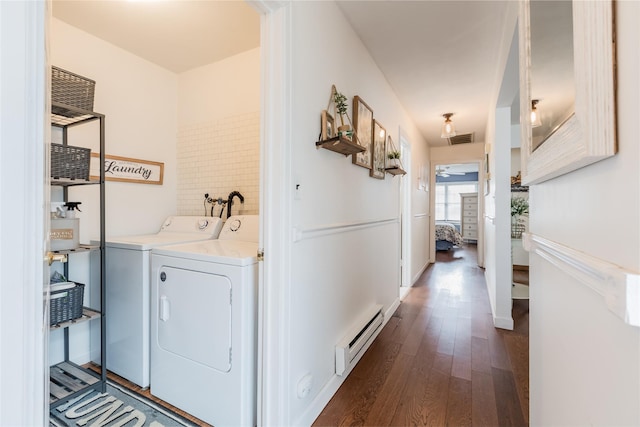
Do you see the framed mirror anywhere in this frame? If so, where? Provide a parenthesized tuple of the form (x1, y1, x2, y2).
(519, 0, 617, 185)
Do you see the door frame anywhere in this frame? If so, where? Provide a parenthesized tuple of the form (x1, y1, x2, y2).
(0, 0, 49, 424)
(399, 131, 412, 291)
(429, 159, 485, 266)
(249, 1, 292, 425)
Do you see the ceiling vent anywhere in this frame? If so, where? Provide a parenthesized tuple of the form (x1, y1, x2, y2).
(448, 132, 474, 145)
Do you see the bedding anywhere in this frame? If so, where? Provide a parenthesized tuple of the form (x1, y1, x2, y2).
(435, 222, 464, 250)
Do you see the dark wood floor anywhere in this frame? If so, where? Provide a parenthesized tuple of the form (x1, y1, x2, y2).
(314, 244, 529, 426)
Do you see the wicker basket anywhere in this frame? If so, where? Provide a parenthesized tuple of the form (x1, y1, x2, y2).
(51, 66, 95, 111)
(51, 143, 91, 181)
(50, 282, 84, 326)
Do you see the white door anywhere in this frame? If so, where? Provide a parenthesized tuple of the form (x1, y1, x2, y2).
(0, 1, 49, 424)
(157, 267, 232, 372)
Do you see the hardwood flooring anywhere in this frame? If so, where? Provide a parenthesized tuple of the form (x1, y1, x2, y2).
(314, 244, 529, 427)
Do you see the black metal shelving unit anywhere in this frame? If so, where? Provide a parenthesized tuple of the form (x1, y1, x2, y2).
(49, 101, 106, 410)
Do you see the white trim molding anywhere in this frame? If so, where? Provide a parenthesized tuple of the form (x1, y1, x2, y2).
(293, 217, 398, 242)
(0, 0, 48, 424)
(523, 233, 640, 327)
(251, 1, 292, 426)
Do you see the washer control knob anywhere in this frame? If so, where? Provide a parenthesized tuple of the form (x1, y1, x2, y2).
(160, 271, 166, 282)
(229, 219, 241, 232)
(198, 219, 209, 230)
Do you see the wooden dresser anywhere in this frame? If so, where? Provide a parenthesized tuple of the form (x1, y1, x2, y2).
(460, 192, 478, 242)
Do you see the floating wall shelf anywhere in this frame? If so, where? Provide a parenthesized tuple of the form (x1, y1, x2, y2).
(316, 136, 365, 156)
(385, 167, 406, 176)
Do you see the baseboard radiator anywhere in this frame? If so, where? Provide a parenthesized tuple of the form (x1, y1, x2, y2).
(335, 304, 384, 376)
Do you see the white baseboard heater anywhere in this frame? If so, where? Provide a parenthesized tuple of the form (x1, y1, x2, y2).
(335, 304, 384, 376)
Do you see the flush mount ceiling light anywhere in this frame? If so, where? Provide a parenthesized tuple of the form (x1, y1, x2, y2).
(530, 99, 542, 128)
(440, 113, 456, 138)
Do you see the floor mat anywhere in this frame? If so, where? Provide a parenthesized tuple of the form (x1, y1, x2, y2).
(50, 381, 198, 427)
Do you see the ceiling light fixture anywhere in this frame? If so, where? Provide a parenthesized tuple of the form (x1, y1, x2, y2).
(440, 113, 456, 138)
(530, 99, 542, 128)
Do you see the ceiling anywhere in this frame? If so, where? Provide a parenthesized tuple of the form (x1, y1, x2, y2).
(52, 0, 513, 147)
(52, 0, 260, 73)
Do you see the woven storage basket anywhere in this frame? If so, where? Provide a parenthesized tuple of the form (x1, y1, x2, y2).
(51, 143, 91, 180)
(50, 282, 84, 326)
(52, 66, 95, 111)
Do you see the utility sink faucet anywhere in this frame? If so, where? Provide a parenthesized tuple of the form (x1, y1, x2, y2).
(227, 191, 245, 218)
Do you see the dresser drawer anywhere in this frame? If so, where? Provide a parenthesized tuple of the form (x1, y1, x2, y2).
(463, 216, 477, 224)
(463, 203, 477, 211)
(463, 223, 477, 231)
(464, 230, 478, 239)
(463, 196, 478, 204)
(463, 210, 476, 217)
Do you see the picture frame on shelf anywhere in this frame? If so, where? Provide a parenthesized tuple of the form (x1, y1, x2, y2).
(352, 96, 373, 169)
(321, 109, 334, 141)
(370, 120, 386, 179)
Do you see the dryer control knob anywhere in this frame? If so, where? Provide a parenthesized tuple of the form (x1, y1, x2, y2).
(198, 219, 209, 230)
(229, 219, 241, 232)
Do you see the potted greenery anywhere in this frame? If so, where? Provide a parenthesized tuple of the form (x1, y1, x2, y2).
(333, 91, 352, 138)
(511, 196, 529, 238)
(387, 150, 401, 168)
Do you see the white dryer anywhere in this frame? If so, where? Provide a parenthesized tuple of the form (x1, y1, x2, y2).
(104, 216, 224, 388)
(150, 215, 259, 427)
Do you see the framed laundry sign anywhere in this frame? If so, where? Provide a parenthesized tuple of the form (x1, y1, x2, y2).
(90, 153, 164, 185)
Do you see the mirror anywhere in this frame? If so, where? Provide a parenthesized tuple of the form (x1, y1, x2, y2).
(529, 0, 574, 150)
(519, 0, 617, 185)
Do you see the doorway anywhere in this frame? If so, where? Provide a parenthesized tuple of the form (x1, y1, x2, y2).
(433, 162, 480, 264)
(47, 2, 263, 425)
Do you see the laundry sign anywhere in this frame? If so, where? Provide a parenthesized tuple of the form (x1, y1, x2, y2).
(90, 153, 164, 185)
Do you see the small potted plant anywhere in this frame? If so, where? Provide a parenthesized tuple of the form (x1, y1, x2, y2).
(387, 150, 401, 168)
(333, 91, 352, 138)
(511, 196, 529, 238)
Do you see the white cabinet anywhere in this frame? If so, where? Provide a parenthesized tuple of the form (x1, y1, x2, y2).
(460, 193, 478, 242)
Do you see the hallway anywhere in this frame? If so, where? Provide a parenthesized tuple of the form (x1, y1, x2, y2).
(314, 245, 529, 426)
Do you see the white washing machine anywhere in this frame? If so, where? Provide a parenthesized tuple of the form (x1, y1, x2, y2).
(150, 215, 259, 427)
(104, 216, 224, 388)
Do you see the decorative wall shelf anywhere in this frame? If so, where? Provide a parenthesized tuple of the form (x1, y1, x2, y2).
(316, 136, 365, 156)
(385, 167, 406, 176)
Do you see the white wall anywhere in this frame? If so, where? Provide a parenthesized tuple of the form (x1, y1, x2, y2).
(285, 2, 429, 424)
(483, 107, 513, 330)
(482, 4, 518, 331)
(176, 48, 260, 216)
(50, 18, 179, 364)
(51, 18, 178, 239)
(530, 2, 640, 424)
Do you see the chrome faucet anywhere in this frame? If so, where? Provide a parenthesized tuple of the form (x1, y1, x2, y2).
(226, 191, 245, 218)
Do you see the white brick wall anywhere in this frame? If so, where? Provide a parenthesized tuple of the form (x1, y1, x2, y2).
(176, 111, 260, 217)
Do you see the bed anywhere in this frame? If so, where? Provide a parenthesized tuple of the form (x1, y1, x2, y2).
(435, 222, 464, 250)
